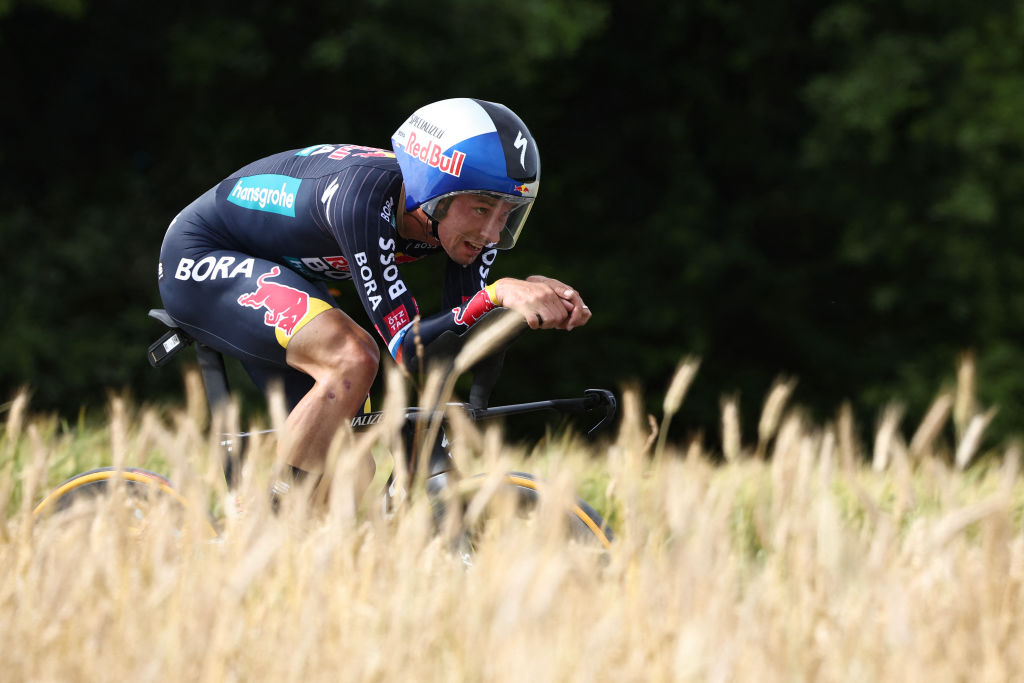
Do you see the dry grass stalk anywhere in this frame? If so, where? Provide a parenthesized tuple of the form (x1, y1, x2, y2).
(954, 407, 997, 470)
(2, 389, 29, 445)
(183, 366, 208, 429)
(908, 392, 952, 459)
(721, 396, 741, 462)
(837, 402, 859, 471)
(6, 381, 1024, 681)
(953, 353, 976, 439)
(756, 377, 797, 459)
(655, 357, 700, 459)
(872, 403, 905, 471)
(663, 358, 700, 418)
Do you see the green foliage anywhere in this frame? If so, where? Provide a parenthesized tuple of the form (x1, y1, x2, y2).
(3, 0, 1024, 447)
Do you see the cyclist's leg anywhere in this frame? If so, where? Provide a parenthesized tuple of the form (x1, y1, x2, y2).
(278, 310, 379, 499)
(158, 207, 377, 481)
(243, 363, 315, 411)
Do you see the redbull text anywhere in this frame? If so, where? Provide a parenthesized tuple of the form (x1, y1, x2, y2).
(404, 132, 465, 177)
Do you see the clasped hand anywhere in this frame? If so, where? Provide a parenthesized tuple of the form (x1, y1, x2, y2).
(493, 276, 591, 331)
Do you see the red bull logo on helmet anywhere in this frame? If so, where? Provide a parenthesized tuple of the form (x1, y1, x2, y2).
(404, 132, 466, 177)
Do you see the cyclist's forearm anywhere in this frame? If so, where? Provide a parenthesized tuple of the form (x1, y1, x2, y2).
(391, 285, 500, 371)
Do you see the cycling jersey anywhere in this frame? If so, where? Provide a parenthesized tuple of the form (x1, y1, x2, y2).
(157, 144, 501, 394)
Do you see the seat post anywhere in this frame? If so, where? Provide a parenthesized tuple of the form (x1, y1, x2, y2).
(194, 343, 231, 416)
(193, 343, 241, 487)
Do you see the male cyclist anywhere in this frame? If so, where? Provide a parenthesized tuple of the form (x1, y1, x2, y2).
(157, 98, 590, 496)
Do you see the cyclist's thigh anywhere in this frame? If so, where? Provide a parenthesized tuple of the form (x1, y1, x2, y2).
(242, 362, 315, 411)
(158, 225, 336, 369)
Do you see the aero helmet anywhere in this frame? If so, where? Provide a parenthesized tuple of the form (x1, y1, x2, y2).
(392, 98, 540, 249)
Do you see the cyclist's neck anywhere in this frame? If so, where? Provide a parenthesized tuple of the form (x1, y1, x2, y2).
(397, 205, 440, 246)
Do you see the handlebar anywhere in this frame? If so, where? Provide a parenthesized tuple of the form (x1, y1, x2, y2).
(419, 307, 529, 409)
(399, 388, 617, 437)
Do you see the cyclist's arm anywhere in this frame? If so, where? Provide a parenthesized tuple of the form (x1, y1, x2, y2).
(392, 272, 592, 371)
(390, 246, 503, 371)
(491, 276, 591, 331)
(318, 170, 505, 372)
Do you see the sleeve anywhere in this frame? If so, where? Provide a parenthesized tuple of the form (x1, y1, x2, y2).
(317, 167, 503, 373)
(398, 246, 501, 369)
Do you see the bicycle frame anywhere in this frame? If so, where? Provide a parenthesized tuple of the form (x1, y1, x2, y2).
(147, 308, 617, 489)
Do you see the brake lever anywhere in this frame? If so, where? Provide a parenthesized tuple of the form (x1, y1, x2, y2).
(583, 389, 617, 437)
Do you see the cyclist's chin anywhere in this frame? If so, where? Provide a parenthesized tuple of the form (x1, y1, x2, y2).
(445, 241, 482, 265)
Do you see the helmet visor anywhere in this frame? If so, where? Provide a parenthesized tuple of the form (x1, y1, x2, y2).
(422, 191, 535, 250)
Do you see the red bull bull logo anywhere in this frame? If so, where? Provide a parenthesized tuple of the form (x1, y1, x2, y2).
(237, 266, 309, 337)
(451, 288, 496, 327)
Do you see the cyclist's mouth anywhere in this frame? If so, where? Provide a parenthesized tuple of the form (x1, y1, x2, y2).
(463, 240, 483, 255)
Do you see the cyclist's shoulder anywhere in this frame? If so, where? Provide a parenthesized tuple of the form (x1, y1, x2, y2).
(226, 144, 400, 181)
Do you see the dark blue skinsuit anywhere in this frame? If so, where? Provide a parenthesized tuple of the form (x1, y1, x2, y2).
(158, 144, 500, 407)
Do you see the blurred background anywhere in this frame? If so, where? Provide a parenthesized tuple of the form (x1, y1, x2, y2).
(3, 0, 1024, 446)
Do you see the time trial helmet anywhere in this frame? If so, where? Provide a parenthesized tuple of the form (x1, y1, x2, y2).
(392, 98, 540, 249)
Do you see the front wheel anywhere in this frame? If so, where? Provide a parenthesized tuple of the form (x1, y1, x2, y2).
(437, 471, 613, 555)
(33, 467, 217, 538)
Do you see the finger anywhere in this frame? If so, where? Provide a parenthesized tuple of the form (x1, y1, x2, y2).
(566, 303, 591, 331)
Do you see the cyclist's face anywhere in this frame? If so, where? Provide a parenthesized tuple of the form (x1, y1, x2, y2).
(437, 194, 514, 264)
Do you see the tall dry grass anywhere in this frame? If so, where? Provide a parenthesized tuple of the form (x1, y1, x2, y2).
(2, 355, 1024, 682)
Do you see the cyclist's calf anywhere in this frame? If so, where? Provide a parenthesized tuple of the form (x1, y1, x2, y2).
(278, 309, 379, 478)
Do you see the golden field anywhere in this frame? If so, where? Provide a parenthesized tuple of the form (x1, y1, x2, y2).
(2, 357, 1023, 682)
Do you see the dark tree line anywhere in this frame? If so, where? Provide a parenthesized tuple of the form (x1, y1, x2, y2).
(3, 0, 1024, 445)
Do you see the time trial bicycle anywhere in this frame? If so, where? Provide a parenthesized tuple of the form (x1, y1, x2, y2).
(33, 308, 617, 553)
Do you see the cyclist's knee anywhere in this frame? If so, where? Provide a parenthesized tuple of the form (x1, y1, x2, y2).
(288, 312, 379, 385)
(330, 332, 380, 382)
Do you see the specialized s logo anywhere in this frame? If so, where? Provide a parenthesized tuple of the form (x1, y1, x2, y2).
(514, 131, 528, 169)
(321, 177, 340, 217)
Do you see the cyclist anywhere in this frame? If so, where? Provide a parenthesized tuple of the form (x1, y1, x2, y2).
(157, 98, 591, 498)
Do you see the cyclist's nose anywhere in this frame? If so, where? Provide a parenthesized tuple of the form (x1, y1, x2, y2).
(480, 212, 504, 245)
